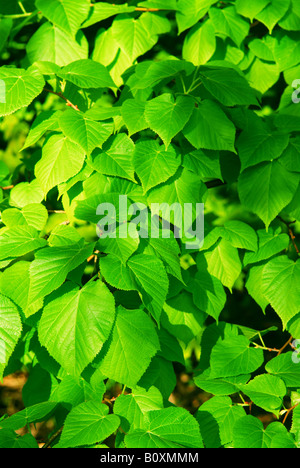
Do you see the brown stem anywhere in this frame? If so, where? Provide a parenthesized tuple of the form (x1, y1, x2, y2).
(282, 403, 299, 425)
(135, 7, 160, 11)
(0, 185, 14, 190)
(41, 426, 63, 448)
(43, 88, 80, 112)
(277, 216, 300, 255)
(277, 336, 294, 356)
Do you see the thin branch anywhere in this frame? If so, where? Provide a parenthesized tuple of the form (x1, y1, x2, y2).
(252, 343, 280, 353)
(282, 403, 299, 425)
(135, 7, 160, 11)
(277, 336, 294, 356)
(42, 427, 63, 449)
(277, 216, 300, 255)
(0, 185, 14, 191)
(43, 88, 80, 112)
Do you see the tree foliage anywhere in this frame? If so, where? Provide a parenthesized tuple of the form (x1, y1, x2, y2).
(0, 0, 300, 449)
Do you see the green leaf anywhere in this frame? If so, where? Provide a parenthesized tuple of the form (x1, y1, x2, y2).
(199, 66, 258, 107)
(38, 280, 115, 375)
(162, 291, 207, 345)
(0, 66, 45, 117)
(183, 100, 236, 152)
(58, 400, 120, 448)
(121, 99, 148, 136)
(194, 372, 250, 397)
(125, 407, 203, 448)
(189, 256, 226, 321)
(21, 111, 61, 150)
(26, 22, 88, 67)
(0, 262, 43, 318)
(204, 239, 242, 291)
(127, 254, 169, 323)
(216, 220, 258, 251)
(196, 396, 246, 448)
(35, 133, 86, 195)
(0, 294, 22, 379)
(133, 59, 195, 91)
(1, 204, 48, 231)
(244, 228, 290, 266)
(183, 21, 216, 66)
(0, 225, 47, 261)
(209, 335, 264, 378)
(98, 225, 140, 264)
(82, 2, 136, 28)
(35, 0, 90, 37)
(236, 122, 289, 171)
(100, 306, 160, 388)
(144, 94, 194, 149)
(112, 14, 157, 62)
(0, 18, 12, 53)
(262, 257, 300, 328)
(9, 180, 44, 209)
(239, 374, 286, 415)
(0, 431, 39, 449)
(256, 0, 290, 32)
(0, 402, 57, 430)
(133, 139, 180, 192)
(209, 6, 250, 47)
(266, 352, 300, 387)
(233, 416, 296, 448)
(47, 224, 82, 247)
(28, 241, 94, 303)
(245, 57, 280, 95)
(176, 0, 218, 34)
(235, 0, 271, 21)
(246, 264, 269, 313)
(238, 160, 299, 228)
(137, 0, 177, 9)
(59, 109, 113, 155)
(88, 134, 135, 181)
(58, 59, 116, 88)
(114, 386, 163, 430)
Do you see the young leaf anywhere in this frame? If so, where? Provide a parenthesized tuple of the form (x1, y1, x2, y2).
(145, 94, 194, 149)
(35, 133, 86, 195)
(133, 139, 181, 192)
(262, 257, 300, 328)
(38, 280, 115, 376)
(0, 66, 45, 117)
(0, 294, 22, 379)
(100, 306, 160, 388)
(58, 400, 120, 448)
(183, 100, 236, 152)
(59, 109, 113, 155)
(125, 407, 203, 448)
(35, 0, 90, 37)
(58, 59, 116, 88)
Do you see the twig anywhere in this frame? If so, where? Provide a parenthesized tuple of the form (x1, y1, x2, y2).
(277, 216, 300, 254)
(135, 7, 160, 11)
(0, 185, 14, 190)
(282, 403, 299, 425)
(43, 88, 80, 112)
(42, 427, 63, 448)
(277, 336, 294, 356)
(252, 343, 280, 353)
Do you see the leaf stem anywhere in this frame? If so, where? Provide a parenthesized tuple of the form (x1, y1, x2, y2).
(277, 216, 300, 255)
(282, 403, 299, 425)
(43, 88, 80, 112)
(42, 426, 63, 448)
(277, 336, 293, 356)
